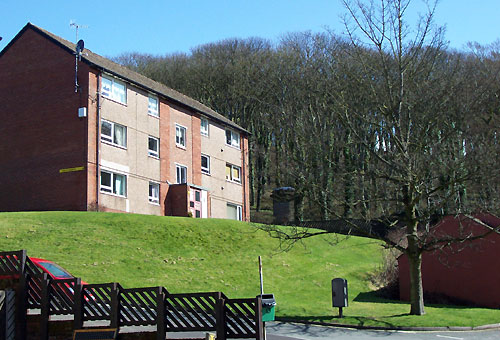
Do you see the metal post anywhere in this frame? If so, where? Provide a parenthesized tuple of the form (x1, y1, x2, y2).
(258, 256, 264, 296)
(258, 257, 265, 340)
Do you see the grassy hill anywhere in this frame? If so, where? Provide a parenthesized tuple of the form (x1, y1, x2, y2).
(1, 211, 499, 328)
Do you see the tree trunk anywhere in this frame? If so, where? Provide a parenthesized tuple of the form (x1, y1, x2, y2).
(407, 242, 425, 315)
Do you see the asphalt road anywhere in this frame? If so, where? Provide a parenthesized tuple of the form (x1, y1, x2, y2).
(265, 322, 500, 340)
(45, 313, 500, 339)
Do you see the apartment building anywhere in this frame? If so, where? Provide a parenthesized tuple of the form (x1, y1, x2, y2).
(0, 23, 250, 221)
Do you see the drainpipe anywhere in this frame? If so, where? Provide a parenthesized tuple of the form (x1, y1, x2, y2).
(95, 73, 101, 211)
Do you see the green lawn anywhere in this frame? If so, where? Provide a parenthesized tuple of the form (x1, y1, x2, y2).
(1, 211, 499, 328)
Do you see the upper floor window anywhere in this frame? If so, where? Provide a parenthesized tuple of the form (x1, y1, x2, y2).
(176, 124, 186, 148)
(176, 164, 187, 184)
(101, 75, 126, 104)
(226, 129, 240, 149)
(201, 154, 210, 174)
(101, 120, 127, 148)
(100, 170, 127, 197)
(226, 163, 241, 183)
(148, 136, 159, 158)
(201, 118, 209, 136)
(149, 182, 160, 204)
(148, 96, 159, 117)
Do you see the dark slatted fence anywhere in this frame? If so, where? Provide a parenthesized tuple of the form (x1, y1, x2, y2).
(119, 286, 159, 327)
(225, 297, 262, 339)
(1, 250, 264, 340)
(82, 283, 116, 323)
(166, 292, 219, 331)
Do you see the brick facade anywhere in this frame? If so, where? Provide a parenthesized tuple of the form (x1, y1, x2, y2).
(0, 28, 88, 212)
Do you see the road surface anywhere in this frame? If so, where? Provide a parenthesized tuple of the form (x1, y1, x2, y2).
(265, 321, 500, 340)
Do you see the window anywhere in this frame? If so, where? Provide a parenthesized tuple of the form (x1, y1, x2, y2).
(225, 129, 240, 148)
(226, 163, 241, 183)
(148, 136, 159, 158)
(148, 96, 159, 117)
(176, 164, 187, 184)
(201, 154, 210, 174)
(100, 170, 127, 197)
(201, 118, 209, 136)
(227, 203, 242, 221)
(101, 120, 127, 148)
(149, 182, 160, 204)
(176, 124, 186, 148)
(101, 75, 126, 104)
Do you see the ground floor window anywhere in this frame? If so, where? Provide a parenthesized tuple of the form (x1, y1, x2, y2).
(149, 182, 160, 204)
(100, 170, 126, 197)
(227, 203, 242, 221)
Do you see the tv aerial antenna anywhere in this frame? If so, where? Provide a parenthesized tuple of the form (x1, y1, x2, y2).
(70, 21, 88, 93)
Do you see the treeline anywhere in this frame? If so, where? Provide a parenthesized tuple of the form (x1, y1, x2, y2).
(115, 29, 500, 222)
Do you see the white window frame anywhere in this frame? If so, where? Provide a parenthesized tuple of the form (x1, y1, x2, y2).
(101, 75, 127, 104)
(201, 154, 210, 175)
(100, 170, 127, 197)
(176, 164, 188, 184)
(148, 95, 159, 117)
(175, 124, 187, 148)
(226, 163, 241, 183)
(149, 182, 160, 205)
(225, 129, 240, 149)
(148, 136, 159, 158)
(201, 118, 209, 137)
(227, 203, 243, 221)
(101, 119, 127, 148)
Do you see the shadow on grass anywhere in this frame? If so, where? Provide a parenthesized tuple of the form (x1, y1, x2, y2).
(354, 290, 491, 310)
(354, 290, 406, 304)
(276, 314, 409, 329)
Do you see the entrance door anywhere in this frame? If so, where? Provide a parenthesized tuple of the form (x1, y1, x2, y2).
(189, 188, 202, 218)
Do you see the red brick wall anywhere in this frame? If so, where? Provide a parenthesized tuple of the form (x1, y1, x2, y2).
(0, 27, 88, 211)
(159, 100, 171, 215)
(398, 214, 500, 308)
(86, 69, 99, 209)
(191, 114, 202, 186)
(166, 184, 189, 217)
(241, 134, 250, 221)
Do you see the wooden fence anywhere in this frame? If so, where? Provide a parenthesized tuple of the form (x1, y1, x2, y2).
(0, 250, 263, 340)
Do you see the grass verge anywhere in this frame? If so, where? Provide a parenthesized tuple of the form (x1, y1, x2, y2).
(1, 211, 499, 328)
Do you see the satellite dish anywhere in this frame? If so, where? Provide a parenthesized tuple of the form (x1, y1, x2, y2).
(76, 39, 85, 54)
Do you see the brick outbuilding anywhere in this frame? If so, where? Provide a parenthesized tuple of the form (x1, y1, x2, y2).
(398, 213, 500, 308)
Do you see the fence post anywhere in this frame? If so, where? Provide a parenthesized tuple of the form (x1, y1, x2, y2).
(255, 296, 263, 340)
(40, 273, 50, 340)
(15, 250, 27, 340)
(215, 292, 226, 340)
(110, 283, 120, 329)
(156, 287, 166, 340)
(73, 278, 83, 330)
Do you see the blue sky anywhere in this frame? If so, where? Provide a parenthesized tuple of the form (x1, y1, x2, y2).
(1, 1, 499, 58)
